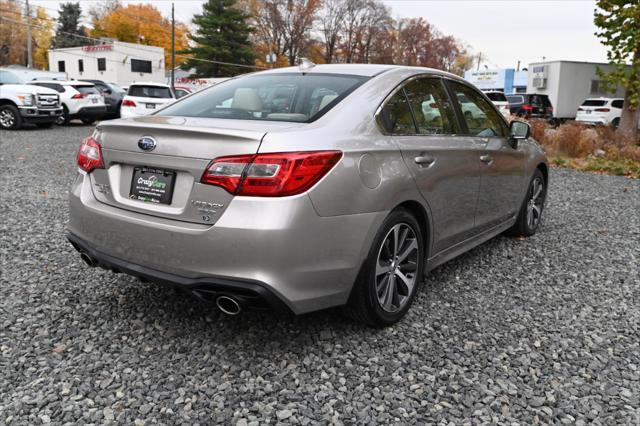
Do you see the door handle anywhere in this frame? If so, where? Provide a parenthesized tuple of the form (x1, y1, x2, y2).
(414, 154, 435, 166)
(480, 155, 493, 165)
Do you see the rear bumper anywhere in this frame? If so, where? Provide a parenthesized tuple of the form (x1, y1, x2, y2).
(72, 106, 107, 118)
(67, 172, 385, 314)
(576, 116, 608, 125)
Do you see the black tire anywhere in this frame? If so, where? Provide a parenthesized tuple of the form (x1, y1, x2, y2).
(506, 168, 546, 237)
(56, 105, 70, 126)
(81, 118, 95, 125)
(36, 122, 54, 129)
(611, 118, 620, 128)
(345, 208, 425, 327)
(0, 104, 22, 130)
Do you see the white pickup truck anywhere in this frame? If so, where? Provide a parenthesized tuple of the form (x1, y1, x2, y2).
(0, 68, 63, 130)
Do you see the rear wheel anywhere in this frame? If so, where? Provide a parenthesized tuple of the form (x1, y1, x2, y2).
(506, 169, 546, 237)
(611, 117, 620, 128)
(345, 208, 424, 327)
(0, 104, 22, 130)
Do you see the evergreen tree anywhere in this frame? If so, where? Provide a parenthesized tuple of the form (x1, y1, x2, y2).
(51, 2, 86, 49)
(180, 0, 256, 77)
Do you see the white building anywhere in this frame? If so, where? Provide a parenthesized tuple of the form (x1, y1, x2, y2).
(526, 60, 628, 119)
(48, 41, 165, 87)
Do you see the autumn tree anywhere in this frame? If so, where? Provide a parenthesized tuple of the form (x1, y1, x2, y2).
(32, 6, 55, 69)
(90, 3, 190, 70)
(0, 0, 27, 66)
(51, 2, 86, 48)
(318, 0, 346, 63)
(594, 0, 640, 138)
(180, 0, 256, 77)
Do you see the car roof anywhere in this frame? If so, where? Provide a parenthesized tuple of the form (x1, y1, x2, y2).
(583, 97, 622, 101)
(33, 80, 94, 86)
(258, 63, 457, 79)
(128, 82, 171, 88)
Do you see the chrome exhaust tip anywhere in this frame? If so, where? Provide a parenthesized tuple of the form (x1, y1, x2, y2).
(80, 252, 97, 267)
(216, 295, 242, 316)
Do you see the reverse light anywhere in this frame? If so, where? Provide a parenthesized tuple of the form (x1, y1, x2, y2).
(122, 99, 136, 107)
(76, 136, 104, 173)
(201, 151, 342, 197)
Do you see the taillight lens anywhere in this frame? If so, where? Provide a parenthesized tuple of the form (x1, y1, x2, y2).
(76, 136, 104, 173)
(522, 104, 533, 111)
(201, 151, 342, 197)
(122, 99, 136, 107)
(71, 93, 87, 99)
(595, 108, 610, 112)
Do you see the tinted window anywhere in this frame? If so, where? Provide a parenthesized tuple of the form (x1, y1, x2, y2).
(78, 59, 84, 72)
(58, 61, 65, 72)
(581, 99, 607, 107)
(448, 81, 508, 137)
(128, 85, 173, 98)
(611, 100, 624, 109)
(485, 92, 507, 102)
(379, 90, 415, 135)
(403, 78, 460, 135)
(0, 70, 22, 84)
(131, 59, 152, 73)
(529, 95, 550, 107)
(33, 82, 64, 93)
(506, 95, 524, 105)
(97, 58, 106, 71)
(159, 73, 367, 123)
(73, 85, 99, 95)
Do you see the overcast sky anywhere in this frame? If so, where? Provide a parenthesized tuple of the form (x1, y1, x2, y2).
(31, 0, 607, 69)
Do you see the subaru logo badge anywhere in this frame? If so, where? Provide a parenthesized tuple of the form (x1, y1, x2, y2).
(138, 136, 156, 151)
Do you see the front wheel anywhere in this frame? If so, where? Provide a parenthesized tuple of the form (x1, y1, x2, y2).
(0, 104, 22, 130)
(506, 169, 546, 237)
(345, 208, 425, 327)
(56, 106, 70, 126)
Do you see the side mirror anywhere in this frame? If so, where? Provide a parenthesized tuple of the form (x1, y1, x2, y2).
(509, 120, 530, 148)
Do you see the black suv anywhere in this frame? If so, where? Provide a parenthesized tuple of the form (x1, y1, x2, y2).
(506, 94, 554, 119)
(80, 80, 125, 118)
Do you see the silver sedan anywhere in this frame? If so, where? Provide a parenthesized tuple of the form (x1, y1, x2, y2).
(67, 63, 547, 326)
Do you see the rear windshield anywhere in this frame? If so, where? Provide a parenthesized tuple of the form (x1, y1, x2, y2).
(485, 92, 507, 102)
(128, 85, 173, 99)
(73, 85, 100, 95)
(581, 99, 607, 107)
(157, 73, 369, 123)
(506, 95, 524, 104)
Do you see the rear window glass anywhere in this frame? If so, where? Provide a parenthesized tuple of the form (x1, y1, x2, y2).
(506, 95, 524, 104)
(581, 100, 607, 107)
(128, 85, 173, 99)
(73, 85, 100, 95)
(530, 95, 550, 106)
(485, 92, 507, 102)
(158, 73, 368, 123)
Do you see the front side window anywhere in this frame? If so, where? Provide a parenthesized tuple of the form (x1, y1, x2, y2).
(128, 85, 173, 98)
(378, 89, 415, 135)
(158, 73, 368, 123)
(0, 70, 22, 84)
(448, 81, 508, 137)
(58, 61, 65, 72)
(97, 58, 106, 71)
(131, 59, 152, 73)
(403, 78, 460, 135)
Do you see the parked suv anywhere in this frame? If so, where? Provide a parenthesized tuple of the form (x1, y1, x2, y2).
(30, 80, 107, 125)
(506, 93, 553, 119)
(80, 80, 125, 118)
(120, 83, 176, 119)
(484, 91, 510, 118)
(0, 68, 62, 130)
(576, 98, 624, 127)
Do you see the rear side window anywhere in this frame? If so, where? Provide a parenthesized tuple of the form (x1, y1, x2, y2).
(73, 85, 100, 95)
(485, 92, 507, 102)
(581, 99, 607, 107)
(530, 95, 550, 107)
(506, 95, 524, 105)
(128, 85, 173, 99)
(403, 78, 460, 135)
(378, 90, 415, 135)
(611, 100, 624, 109)
(448, 81, 508, 137)
(158, 73, 368, 123)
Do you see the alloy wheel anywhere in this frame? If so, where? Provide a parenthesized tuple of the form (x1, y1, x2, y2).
(0, 109, 15, 128)
(526, 177, 544, 230)
(375, 223, 419, 313)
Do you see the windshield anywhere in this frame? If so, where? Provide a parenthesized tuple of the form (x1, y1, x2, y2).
(158, 73, 368, 123)
(128, 85, 173, 99)
(0, 70, 22, 84)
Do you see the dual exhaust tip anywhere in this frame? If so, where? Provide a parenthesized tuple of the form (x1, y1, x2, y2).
(78, 251, 243, 315)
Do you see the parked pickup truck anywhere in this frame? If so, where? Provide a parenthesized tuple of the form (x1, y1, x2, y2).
(0, 68, 63, 130)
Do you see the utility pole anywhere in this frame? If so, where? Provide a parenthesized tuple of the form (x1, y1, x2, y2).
(25, 0, 33, 68)
(170, 2, 175, 91)
(476, 52, 482, 71)
(516, 60, 521, 72)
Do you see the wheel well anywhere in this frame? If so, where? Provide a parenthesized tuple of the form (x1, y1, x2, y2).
(0, 99, 17, 107)
(537, 162, 548, 184)
(395, 200, 430, 257)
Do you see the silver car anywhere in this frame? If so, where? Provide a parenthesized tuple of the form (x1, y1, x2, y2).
(68, 64, 547, 326)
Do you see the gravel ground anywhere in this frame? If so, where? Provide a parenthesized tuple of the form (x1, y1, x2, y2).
(1, 124, 639, 425)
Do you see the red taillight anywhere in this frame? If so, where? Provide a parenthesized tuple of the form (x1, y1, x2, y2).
(201, 151, 342, 197)
(522, 104, 533, 111)
(429, 103, 438, 108)
(547, 105, 554, 112)
(122, 99, 136, 107)
(71, 93, 87, 99)
(76, 136, 104, 173)
(595, 108, 610, 112)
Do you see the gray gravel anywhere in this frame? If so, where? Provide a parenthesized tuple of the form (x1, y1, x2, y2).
(1, 124, 639, 425)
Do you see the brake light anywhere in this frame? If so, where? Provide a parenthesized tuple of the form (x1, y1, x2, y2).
(547, 105, 554, 112)
(595, 108, 610, 112)
(201, 151, 342, 197)
(71, 93, 86, 99)
(122, 99, 136, 107)
(522, 104, 533, 111)
(76, 136, 104, 173)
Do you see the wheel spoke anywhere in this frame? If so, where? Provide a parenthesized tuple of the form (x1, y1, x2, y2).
(532, 204, 541, 219)
(395, 269, 414, 294)
(526, 207, 534, 228)
(533, 182, 543, 200)
(383, 275, 396, 311)
(396, 239, 417, 263)
(392, 225, 400, 257)
(376, 260, 392, 277)
(376, 274, 390, 298)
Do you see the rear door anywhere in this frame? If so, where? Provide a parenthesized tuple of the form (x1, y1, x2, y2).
(446, 80, 526, 231)
(380, 76, 482, 254)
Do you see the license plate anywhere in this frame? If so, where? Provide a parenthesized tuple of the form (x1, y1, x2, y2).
(146, 103, 156, 109)
(586, 110, 592, 114)
(92, 98, 98, 104)
(129, 167, 176, 205)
